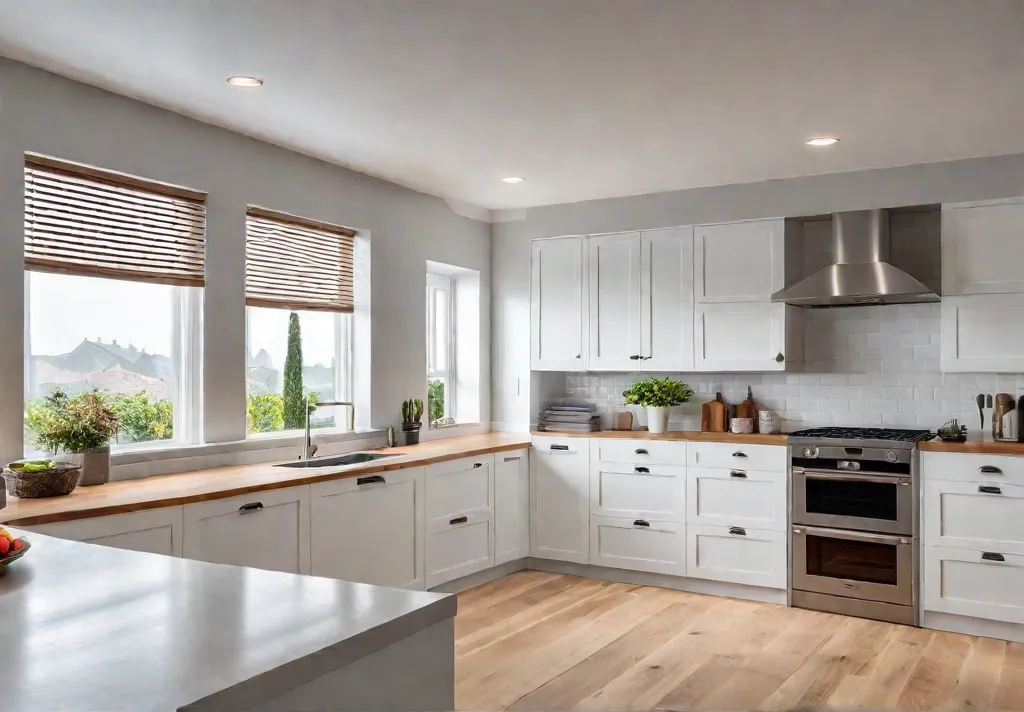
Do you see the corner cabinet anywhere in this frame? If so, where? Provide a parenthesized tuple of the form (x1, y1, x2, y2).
(530, 236, 586, 371)
(941, 199, 1024, 296)
(694, 302, 803, 372)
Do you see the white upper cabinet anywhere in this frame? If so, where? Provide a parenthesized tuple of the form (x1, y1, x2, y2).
(694, 219, 785, 302)
(642, 228, 695, 371)
(695, 302, 802, 372)
(588, 232, 642, 370)
(531, 236, 586, 371)
(942, 199, 1024, 295)
(941, 294, 1024, 372)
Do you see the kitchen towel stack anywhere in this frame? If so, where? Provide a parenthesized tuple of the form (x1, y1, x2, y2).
(538, 405, 601, 432)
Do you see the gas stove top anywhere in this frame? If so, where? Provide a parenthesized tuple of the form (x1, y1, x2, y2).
(788, 427, 934, 450)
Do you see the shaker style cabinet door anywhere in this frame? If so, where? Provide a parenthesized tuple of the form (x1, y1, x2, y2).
(494, 449, 529, 566)
(941, 295, 1024, 372)
(530, 437, 590, 564)
(694, 219, 785, 303)
(26, 507, 184, 557)
(641, 227, 694, 372)
(942, 199, 1024, 295)
(588, 232, 642, 371)
(694, 302, 797, 372)
(531, 237, 586, 371)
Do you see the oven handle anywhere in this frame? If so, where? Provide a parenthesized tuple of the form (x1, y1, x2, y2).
(793, 467, 911, 485)
(792, 525, 911, 545)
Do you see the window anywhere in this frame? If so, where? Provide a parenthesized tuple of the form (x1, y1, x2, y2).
(23, 155, 205, 453)
(245, 207, 355, 435)
(426, 273, 454, 426)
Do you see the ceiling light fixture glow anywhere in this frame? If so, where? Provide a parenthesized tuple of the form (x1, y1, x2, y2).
(501, 176, 527, 184)
(806, 136, 839, 146)
(227, 75, 263, 88)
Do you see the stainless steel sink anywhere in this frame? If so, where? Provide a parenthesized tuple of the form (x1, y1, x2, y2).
(274, 452, 400, 469)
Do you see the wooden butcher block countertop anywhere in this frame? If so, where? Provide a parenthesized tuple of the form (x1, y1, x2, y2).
(1, 432, 531, 526)
(919, 434, 1024, 455)
(532, 429, 788, 446)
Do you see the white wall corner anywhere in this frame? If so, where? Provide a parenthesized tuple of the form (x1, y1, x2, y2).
(443, 197, 494, 223)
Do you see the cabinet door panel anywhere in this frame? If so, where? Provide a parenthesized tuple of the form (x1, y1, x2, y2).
(942, 200, 1024, 295)
(641, 228, 694, 371)
(27, 507, 183, 557)
(530, 441, 589, 564)
(425, 455, 493, 520)
(924, 546, 1024, 624)
(590, 463, 685, 521)
(695, 220, 784, 302)
(686, 524, 786, 589)
(494, 450, 529, 565)
(941, 295, 1024, 372)
(588, 232, 641, 371)
(686, 468, 787, 531)
(426, 513, 492, 587)
(590, 516, 685, 576)
(531, 237, 585, 371)
(694, 302, 791, 371)
(924, 479, 1024, 555)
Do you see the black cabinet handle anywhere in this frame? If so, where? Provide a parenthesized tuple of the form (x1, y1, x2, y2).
(473, 462, 484, 468)
(629, 354, 641, 360)
(635, 448, 649, 455)
(357, 475, 386, 486)
(449, 516, 468, 526)
(633, 519, 650, 528)
(550, 444, 569, 451)
(979, 485, 1003, 495)
(504, 456, 521, 462)
(728, 526, 747, 536)
(982, 552, 1006, 562)
(238, 502, 264, 513)
(641, 356, 651, 361)
(730, 470, 747, 478)
(979, 465, 1003, 475)
(635, 466, 650, 474)
(732, 451, 748, 458)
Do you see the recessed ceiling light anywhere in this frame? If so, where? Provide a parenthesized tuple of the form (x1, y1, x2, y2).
(227, 76, 263, 88)
(806, 136, 839, 146)
(501, 176, 526, 184)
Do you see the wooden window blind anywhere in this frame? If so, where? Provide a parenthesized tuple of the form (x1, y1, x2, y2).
(24, 154, 207, 287)
(245, 206, 356, 313)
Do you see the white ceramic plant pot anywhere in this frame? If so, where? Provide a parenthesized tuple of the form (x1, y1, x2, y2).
(645, 406, 669, 434)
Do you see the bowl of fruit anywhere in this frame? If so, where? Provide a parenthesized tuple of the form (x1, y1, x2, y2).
(4, 459, 82, 498)
(0, 527, 30, 577)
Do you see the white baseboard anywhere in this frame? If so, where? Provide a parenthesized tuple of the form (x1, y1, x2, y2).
(923, 611, 1024, 644)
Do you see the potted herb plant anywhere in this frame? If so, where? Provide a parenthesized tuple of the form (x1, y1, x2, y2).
(25, 389, 119, 486)
(622, 377, 695, 434)
(401, 398, 424, 445)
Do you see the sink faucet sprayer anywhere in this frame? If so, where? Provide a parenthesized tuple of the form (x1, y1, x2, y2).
(304, 401, 355, 460)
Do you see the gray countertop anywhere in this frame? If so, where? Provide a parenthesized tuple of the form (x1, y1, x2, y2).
(0, 530, 456, 712)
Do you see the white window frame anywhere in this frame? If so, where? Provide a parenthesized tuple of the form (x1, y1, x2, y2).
(23, 272, 204, 453)
(426, 273, 455, 423)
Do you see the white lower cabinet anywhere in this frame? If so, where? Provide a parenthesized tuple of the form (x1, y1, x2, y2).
(494, 450, 529, 566)
(311, 468, 425, 589)
(924, 546, 1024, 625)
(183, 485, 310, 574)
(425, 455, 495, 587)
(924, 479, 1024, 555)
(590, 463, 685, 521)
(686, 524, 787, 589)
(26, 507, 184, 557)
(531, 437, 590, 563)
(590, 516, 685, 576)
(686, 467, 787, 531)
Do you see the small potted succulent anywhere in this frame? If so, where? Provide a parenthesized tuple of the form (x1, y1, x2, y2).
(24, 389, 119, 487)
(401, 398, 424, 445)
(622, 377, 695, 434)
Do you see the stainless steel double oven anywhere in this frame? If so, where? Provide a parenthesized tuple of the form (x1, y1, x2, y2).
(788, 428, 929, 626)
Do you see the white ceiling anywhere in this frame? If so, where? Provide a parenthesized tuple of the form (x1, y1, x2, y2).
(3, 0, 1024, 211)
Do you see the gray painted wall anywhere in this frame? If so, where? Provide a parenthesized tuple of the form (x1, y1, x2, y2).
(492, 153, 1024, 428)
(0, 58, 491, 465)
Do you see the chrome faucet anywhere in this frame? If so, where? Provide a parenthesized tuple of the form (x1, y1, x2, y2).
(304, 401, 355, 460)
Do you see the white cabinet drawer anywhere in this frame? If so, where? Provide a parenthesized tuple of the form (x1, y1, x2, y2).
(688, 441, 787, 472)
(27, 507, 184, 557)
(590, 516, 685, 576)
(922, 451, 1024, 486)
(924, 479, 1024, 554)
(183, 486, 310, 574)
(426, 512, 493, 588)
(686, 468, 787, 531)
(686, 524, 787, 589)
(589, 438, 687, 466)
(924, 545, 1024, 624)
(590, 463, 685, 521)
(425, 454, 493, 519)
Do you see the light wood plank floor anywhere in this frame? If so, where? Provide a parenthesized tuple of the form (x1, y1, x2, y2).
(455, 571, 1024, 711)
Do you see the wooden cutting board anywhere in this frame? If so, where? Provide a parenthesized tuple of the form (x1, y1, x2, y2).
(701, 393, 729, 433)
(736, 386, 758, 431)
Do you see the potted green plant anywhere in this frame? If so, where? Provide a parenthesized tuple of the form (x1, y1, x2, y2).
(622, 377, 695, 434)
(25, 389, 119, 486)
(401, 398, 424, 445)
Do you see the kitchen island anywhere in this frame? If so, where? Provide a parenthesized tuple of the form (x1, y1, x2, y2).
(0, 530, 456, 712)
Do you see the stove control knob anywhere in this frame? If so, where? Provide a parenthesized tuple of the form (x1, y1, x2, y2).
(886, 450, 898, 463)
(802, 446, 818, 458)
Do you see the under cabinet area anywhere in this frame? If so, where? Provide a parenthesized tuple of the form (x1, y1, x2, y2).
(311, 468, 425, 589)
(425, 455, 495, 587)
(183, 486, 310, 574)
(25, 507, 184, 557)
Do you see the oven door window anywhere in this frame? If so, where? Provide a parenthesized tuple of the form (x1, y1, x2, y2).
(805, 533, 898, 586)
(805, 477, 898, 522)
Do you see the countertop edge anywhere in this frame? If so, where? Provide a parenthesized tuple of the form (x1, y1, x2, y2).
(531, 430, 788, 445)
(919, 439, 1024, 455)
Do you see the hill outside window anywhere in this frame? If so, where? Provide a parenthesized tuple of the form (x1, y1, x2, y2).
(23, 154, 205, 454)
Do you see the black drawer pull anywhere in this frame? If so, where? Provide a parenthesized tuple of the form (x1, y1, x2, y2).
(473, 462, 484, 468)
(504, 456, 521, 462)
(730, 470, 747, 478)
(635, 466, 650, 474)
(357, 475, 386, 486)
(728, 526, 747, 536)
(732, 451, 748, 458)
(979, 485, 1003, 495)
(551, 444, 569, 451)
(633, 519, 650, 528)
(449, 516, 468, 526)
(982, 552, 1006, 562)
(238, 502, 264, 513)
(979, 465, 1003, 475)
(635, 448, 649, 455)
(629, 354, 641, 360)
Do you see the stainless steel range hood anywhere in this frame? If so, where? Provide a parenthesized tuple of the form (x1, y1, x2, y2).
(771, 209, 940, 307)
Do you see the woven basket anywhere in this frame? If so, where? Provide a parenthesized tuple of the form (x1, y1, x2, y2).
(4, 463, 82, 498)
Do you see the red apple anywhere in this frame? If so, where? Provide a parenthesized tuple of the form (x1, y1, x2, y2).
(11, 538, 24, 552)
(0, 538, 9, 556)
